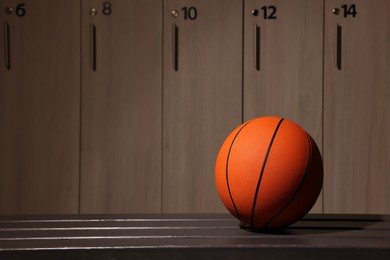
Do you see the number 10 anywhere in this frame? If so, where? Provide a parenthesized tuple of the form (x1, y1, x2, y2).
(181, 6, 197, 20)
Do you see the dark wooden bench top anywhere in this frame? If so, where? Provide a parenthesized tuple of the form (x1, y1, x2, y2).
(0, 214, 389, 259)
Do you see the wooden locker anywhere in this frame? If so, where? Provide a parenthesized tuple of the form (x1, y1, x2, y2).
(0, 0, 80, 214)
(324, 0, 390, 213)
(163, 0, 242, 213)
(80, 0, 162, 213)
(243, 0, 324, 212)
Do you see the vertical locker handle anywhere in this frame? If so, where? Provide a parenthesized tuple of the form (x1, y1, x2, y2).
(172, 24, 179, 71)
(335, 23, 342, 70)
(90, 23, 97, 71)
(254, 24, 260, 71)
(4, 22, 11, 70)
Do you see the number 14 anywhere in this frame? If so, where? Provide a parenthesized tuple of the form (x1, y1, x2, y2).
(341, 4, 357, 18)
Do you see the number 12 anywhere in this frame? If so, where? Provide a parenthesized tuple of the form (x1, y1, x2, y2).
(261, 5, 277, 19)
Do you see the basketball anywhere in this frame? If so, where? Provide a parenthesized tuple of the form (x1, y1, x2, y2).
(215, 116, 323, 229)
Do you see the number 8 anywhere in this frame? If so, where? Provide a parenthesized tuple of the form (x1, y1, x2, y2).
(103, 2, 112, 15)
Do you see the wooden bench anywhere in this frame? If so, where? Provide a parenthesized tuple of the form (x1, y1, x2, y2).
(0, 214, 389, 259)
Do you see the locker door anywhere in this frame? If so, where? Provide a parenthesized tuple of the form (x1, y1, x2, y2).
(81, 0, 162, 213)
(0, 0, 80, 214)
(163, 0, 242, 213)
(243, 0, 324, 212)
(324, 1, 390, 213)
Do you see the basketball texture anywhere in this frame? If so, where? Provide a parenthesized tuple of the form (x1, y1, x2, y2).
(215, 116, 323, 229)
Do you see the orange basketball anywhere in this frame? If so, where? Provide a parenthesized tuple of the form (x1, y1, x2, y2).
(215, 116, 323, 229)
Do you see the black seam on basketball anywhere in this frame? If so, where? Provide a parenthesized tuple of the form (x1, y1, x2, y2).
(264, 132, 313, 229)
(226, 120, 253, 221)
(250, 118, 284, 227)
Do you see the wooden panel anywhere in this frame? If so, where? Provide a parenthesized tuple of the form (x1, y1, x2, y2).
(163, 0, 242, 213)
(243, 0, 324, 213)
(80, 0, 162, 213)
(0, 214, 389, 259)
(324, 0, 390, 213)
(0, 0, 80, 214)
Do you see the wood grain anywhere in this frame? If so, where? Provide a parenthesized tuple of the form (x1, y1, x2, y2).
(162, 0, 242, 213)
(80, 0, 163, 213)
(0, 0, 81, 214)
(243, 0, 324, 213)
(324, 0, 390, 213)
